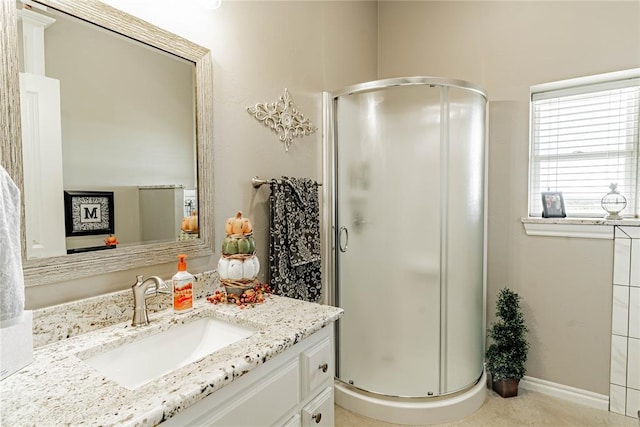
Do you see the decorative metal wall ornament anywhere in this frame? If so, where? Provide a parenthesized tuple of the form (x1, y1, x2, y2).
(247, 88, 317, 152)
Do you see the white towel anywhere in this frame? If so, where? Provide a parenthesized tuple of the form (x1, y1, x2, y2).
(0, 166, 25, 323)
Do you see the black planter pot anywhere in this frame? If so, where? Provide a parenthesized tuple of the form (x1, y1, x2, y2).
(492, 378, 520, 398)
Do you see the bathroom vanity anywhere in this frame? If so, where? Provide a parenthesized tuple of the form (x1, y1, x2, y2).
(164, 319, 336, 426)
(0, 293, 342, 426)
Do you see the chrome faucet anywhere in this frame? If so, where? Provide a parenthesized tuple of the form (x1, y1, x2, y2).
(131, 275, 170, 327)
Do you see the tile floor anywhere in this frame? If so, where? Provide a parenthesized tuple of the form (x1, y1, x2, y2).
(335, 388, 638, 426)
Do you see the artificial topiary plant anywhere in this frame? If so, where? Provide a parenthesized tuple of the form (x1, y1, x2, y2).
(486, 287, 529, 397)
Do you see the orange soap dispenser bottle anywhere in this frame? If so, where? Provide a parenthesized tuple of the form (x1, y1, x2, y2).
(172, 254, 193, 313)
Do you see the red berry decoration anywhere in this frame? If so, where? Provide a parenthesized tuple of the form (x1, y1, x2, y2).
(206, 282, 272, 308)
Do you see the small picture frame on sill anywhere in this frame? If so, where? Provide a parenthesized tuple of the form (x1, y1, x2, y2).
(541, 191, 566, 218)
(64, 191, 115, 236)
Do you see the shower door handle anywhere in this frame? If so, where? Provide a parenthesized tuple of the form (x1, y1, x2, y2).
(339, 226, 349, 252)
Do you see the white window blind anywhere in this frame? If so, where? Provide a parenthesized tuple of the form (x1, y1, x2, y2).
(529, 74, 640, 218)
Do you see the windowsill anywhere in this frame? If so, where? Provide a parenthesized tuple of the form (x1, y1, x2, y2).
(521, 217, 640, 239)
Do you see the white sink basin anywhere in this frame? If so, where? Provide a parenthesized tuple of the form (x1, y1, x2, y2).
(82, 317, 256, 390)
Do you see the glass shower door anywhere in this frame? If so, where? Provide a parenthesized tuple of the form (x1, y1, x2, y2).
(335, 85, 443, 397)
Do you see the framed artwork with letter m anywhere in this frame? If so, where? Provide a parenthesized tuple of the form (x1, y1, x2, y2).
(64, 191, 115, 236)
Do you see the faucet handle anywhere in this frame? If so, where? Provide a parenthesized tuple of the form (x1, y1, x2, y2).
(142, 275, 170, 296)
(154, 277, 171, 294)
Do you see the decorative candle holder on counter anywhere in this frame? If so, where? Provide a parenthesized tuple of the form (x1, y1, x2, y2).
(217, 212, 260, 295)
(601, 183, 627, 220)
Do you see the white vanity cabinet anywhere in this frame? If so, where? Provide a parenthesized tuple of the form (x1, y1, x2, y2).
(163, 325, 335, 426)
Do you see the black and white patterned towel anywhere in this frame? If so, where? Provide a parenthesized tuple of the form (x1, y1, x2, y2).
(269, 177, 321, 303)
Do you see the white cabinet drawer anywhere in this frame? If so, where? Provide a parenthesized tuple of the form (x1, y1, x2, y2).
(174, 358, 299, 427)
(301, 386, 334, 427)
(301, 335, 332, 397)
(211, 359, 299, 426)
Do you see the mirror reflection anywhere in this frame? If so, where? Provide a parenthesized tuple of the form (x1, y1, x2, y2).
(17, 3, 198, 260)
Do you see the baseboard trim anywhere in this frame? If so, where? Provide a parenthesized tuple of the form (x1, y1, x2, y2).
(520, 376, 609, 411)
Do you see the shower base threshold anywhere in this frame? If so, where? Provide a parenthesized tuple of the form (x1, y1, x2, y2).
(334, 369, 487, 425)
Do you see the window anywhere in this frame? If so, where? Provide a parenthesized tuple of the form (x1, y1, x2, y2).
(528, 70, 640, 218)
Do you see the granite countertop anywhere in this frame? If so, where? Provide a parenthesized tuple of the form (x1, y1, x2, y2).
(0, 295, 343, 426)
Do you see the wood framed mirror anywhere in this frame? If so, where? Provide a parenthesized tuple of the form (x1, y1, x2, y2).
(0, 0, 214, 287)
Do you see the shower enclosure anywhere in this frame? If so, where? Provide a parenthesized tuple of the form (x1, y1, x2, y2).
(324, 77, 487, 425)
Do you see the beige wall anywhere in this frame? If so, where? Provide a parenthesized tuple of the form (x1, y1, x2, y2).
(24, 0, 378, 307)
(378, 1, 640, 395)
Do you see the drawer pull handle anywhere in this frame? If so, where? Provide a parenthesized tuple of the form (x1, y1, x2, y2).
(312, 412, 322, 423)
(318, 363, 329, 373)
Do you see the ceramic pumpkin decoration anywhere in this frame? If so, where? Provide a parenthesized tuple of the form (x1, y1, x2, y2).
(227, 259, 244, 280)
(104, 235, 118, 246)
(242, 256, 260, 279)
(225, 211, 253, 235)
(243, 236, 256, 253)
(187, 211, 198, 231)
(222, 237, 239, 255)
(181, 211, 198, 232)
(219, 211, 259, 294)
(222, 236, 255, 255)
(217, 257, 229, 278)
(218, 257, 259, 280)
